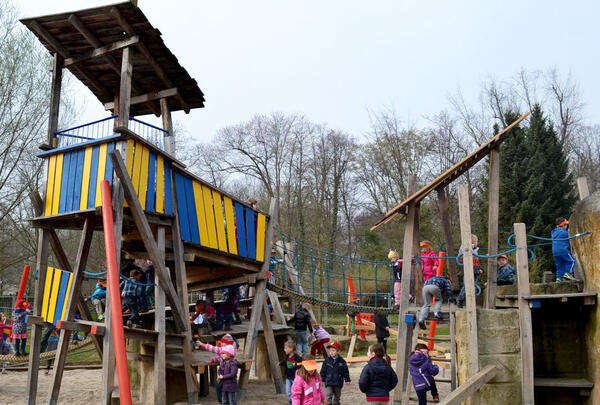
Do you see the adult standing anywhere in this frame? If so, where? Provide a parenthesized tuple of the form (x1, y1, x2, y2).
(293, 303, 313, 356)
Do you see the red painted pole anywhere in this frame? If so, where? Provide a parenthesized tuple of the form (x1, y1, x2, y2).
(100, 179, 133, 405)
(427, 252, 446, 351)
(15, 265, 31, 306)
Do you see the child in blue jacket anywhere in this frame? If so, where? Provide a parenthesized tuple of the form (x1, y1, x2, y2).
(551, 217, 576, 282)
(409, 343, 440, 404)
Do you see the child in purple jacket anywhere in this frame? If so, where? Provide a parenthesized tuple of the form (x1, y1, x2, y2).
(218, 345, 239, 405)
(409, 343, 440, 404)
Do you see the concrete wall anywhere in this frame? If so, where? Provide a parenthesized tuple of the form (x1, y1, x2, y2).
(455, 308, 522, 405)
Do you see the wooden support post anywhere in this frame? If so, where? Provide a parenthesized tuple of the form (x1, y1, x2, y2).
(25, 229, 50, 405)
(48, 216, 95, 405)
(514, 223, 535, 405)
(154, 226, 167, 405)
(457, 184, 480, 405)
(485, 147, 500, 309)
(449, 304, 457, 390)
(47, 53, 63, 147)
(412, 202, 422, 304)
(119, 46, 133, 128)
(347, 334, 357, 359)
(437, 187, 459, 288)
(240, 198, 279, 400)
(268, 289, 286, 325)
(438, 365, 498, 405)
(577, 177, 590, 200)
(261, 296, 285, 394)
(393, 176, 417, 405)
(160, 98, 175, 155)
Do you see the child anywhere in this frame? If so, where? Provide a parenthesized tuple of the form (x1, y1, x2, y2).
(89, 280, 107, 321)
(457, 234, 483, 308)
(418, 276, 454, 330)
(320, 342, 350, 405)
(45, 329, 60, 375)
(359, 343, 398, 403)
(218, 345, 239, 405)
(374, 304, 391, 353)
(12, 298, 31, 356)
(552, 217, 576, 282)
(279, 340, 303, 404)
(419, 241, 440, 282)
(291, 356, 325, 405)
(496, 255, 517, 285)
(190, 299, 216, 332)
(346, 296, 360, 335)
(409, 343, 440, 404)
(216, 298, 235, 331)
(389, 250, 403, 306)
(120, 269, 144, 327)
(293, 303, 313, 356)
(197, 334, 237, 403)
(0, 312, 12, 341)
(309, 321, 330, 358)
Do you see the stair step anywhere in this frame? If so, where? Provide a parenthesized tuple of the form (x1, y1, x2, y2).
(417, 335, 451, 342)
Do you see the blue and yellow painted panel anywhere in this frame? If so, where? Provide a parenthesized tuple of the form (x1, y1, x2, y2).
(41, 267, 74, 326)
(173, 171, 267, 263)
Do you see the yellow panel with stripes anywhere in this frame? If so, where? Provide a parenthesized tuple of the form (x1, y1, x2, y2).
(40, 267, 74, 326)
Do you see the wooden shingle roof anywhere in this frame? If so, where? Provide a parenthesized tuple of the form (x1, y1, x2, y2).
(21, 2, 205, 117)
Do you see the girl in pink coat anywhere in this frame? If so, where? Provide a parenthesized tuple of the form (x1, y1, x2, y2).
(420, 241, 440, 282)
(291, 356, 326, 405)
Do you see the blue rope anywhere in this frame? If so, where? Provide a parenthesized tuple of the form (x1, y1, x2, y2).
(83, 270, 107, 276)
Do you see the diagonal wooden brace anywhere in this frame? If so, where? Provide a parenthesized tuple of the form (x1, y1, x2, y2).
(109, 149, 187, 331)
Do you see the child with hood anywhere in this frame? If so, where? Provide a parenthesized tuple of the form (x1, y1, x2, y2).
(197, 334, 237, 402)
(419, 241, 439, 282)
(12, 298, 31, 356)
(409, 343, 440, 404)
(359, 343, 398, 403)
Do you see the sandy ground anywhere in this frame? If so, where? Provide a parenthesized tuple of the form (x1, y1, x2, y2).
(0, 363, 451, 405)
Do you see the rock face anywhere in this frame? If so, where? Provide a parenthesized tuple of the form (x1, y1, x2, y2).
(571, 190, 600, 405)
(455, 308, 522, 405)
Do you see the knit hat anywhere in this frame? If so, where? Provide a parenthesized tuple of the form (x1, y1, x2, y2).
(326, 341, 341, 351)
(388, 250, 399, 260)
(221, 333, 234, 346)
(221, 345, 236, 357)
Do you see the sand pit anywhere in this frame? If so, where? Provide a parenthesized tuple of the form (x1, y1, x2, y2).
(0, 362, 451, 404)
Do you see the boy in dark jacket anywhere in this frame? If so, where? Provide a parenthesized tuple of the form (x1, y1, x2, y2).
(218, 345, 239, 405)
(418, 275, 455, 330)
(293, 303, 313, 356)
(120, 269, 144, 327)
(279, 340, 303, 404)
(409, 343, 440, 404)
(496, 255, 517, 285)
(320, 342, 350, 405)
(359, 343, 398, 403)
(374, 305, 390, 353)
(552, 217, 576, 282)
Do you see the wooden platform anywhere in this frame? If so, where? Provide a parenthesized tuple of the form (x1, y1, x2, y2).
(198, 319, 292, 341)
(496, 291, 597, 308)
(534, 377, 594, 389)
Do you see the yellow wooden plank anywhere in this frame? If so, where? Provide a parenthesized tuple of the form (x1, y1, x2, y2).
(131, 141, 143, 196)
(46, 269, 63, 324)
(256, 213, 267, 262)
(201, 185, 218, 249)
(79, 147, 93, 210)
(211, 190, 228, 252)
(51, 154, 64, 215)
(156, 155, 165, 213)
(138, 146, 150, 209)
(41, 267, 55, 322)
(125, 138, 135, 176)
(44, 156, 57, 216)
(223, 196, 238, 255)
(193, 181, 209, 247)
(94, 143, 108, 207)
(60, 272, 74, 322)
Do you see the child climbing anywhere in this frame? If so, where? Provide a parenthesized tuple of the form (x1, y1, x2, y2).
(375, 303, 390, 353)
(309, 321, 330, 358)
(418, 275, 455, 330)
(12, 298, 31, 356)
(120, 269, 143, 327)
(291, 355, 325, 405)
(279, 340, 303, 404)
(196, 334, 237, 403)
(457, 234, 483, 308)
(496, 255, 517, 285)
(409, 343, 440, 404)
(218, 345, 239, 405)
(359, 343, 398, 404)
(89, 280, 107, 321)
(419, 241, 439, 282)
(552, 217, 576, 282)
(320, 341, 350, 405)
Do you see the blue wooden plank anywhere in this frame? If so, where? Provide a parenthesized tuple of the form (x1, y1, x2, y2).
(87, 145, 100, 209)
(72, 149, 85, 211)
(246, 208, 257, 260)
(164, 161, 173, 214)
(174, 172, 190, 242)
(105, 142, 115, 184)
(146, 150, 157, 212)
(184, 176, 200, 245)
(234, 202, 248, 257)
(53, 271, 70, 325)
(58, 152, 72, 213)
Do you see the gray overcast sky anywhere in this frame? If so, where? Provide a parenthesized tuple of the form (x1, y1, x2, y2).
(18, 1, 600, 143)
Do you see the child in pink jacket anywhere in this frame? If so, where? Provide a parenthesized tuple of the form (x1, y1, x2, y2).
(291, 356, 325, 405)
(420, 241, 440, 282)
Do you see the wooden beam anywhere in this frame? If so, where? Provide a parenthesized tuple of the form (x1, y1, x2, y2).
(161, 97, 175, 155)
(438, 365, 497, 405)
(261, 296, 285, 394)
(109, 149, 187, 331)
(189, 274, 258, 291)
(187, 247, 261, 273)
(485, 147, 500, 309)
(154, 226, 167, 405)
(104, 88, 179, 110)
(268, 289, 286, 325)
(514, 223, 535, 405)
(457, 183, 480, 405)
(577, 177, 590, 200)
(437, 187, 459, 289)
(47, 53, 63, 146)
(64, 36, 139, 66)
(119, 46, 133, 128)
